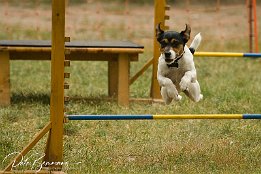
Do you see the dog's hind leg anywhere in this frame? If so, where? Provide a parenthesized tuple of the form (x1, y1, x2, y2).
(184, 80, 203, 102)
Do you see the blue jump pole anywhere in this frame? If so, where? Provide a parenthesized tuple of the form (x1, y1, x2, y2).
(67, 115, 153, 120)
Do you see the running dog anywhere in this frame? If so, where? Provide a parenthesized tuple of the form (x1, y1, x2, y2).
(156, 23, 203, 104)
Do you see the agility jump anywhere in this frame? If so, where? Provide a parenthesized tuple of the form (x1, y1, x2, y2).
(67, 114, 261, 120)
(195, 52, 261, 58)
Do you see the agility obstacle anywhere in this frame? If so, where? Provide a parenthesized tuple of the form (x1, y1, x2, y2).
(1, 0, 66, 173)
(195, 52, 261, 58)
(67, 114, 261, 120)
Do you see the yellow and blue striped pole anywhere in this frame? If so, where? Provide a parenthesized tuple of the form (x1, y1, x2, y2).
(194, 52, 261, 58)
(67, 114, 261, 120)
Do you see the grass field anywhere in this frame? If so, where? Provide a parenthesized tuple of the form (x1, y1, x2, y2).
(1, 1, 261, 173)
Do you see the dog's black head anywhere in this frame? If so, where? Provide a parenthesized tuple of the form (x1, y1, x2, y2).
(156, 23, 191, 64)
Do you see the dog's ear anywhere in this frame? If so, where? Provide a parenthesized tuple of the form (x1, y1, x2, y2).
(156, 22, 164, 41)
(180, 24, 191, 43)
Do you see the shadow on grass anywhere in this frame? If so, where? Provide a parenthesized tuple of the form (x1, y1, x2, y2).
(11, 92, 50, 105)
(69, 95, 116, 106)
(10, 93, 114, 106)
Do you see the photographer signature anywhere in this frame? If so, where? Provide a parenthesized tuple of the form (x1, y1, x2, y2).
(2, 152, 81, 172)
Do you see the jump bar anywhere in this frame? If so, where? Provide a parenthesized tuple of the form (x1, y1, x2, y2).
(66, 114, 261, 120)
(194, 52, 261, 58)
(67, 115, 153, 120)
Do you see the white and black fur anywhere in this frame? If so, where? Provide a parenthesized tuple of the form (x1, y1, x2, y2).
(156, 23, 203, 104)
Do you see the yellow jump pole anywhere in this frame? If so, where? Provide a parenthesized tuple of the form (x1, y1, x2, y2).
(44, 0, 65, 170)
(194, 52, 261, 58)
(153, 114, 243, 119)
(194, 52, 243, 57)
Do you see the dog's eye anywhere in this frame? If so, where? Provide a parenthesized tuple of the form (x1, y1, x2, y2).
(161, 43, 166, 47)
(160, 39, 169, 45)
(171, 39, 177, 43)
(160, 42, 167, 48)
(172, 41, 180, 47)
(170, 39, 180, 46)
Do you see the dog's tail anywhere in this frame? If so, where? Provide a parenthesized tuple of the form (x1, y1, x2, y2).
(189, 33, 202, 55)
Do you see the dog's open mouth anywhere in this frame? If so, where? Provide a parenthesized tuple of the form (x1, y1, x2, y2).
(165, 58, 173, 63)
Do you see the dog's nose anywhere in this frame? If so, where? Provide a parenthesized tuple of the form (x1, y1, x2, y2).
(164, 52, 171, 58)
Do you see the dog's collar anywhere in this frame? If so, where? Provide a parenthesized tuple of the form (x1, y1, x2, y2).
(167, 51, 185, 68)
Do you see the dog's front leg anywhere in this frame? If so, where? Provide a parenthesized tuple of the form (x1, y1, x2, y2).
(157, 74, 182, 103)
(180, 71, 196, 91)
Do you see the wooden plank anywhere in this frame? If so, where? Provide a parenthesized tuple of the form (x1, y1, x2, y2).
(0, 51, 10, 106)
(117, 54, 130, 107)
(0, 40, 144, 49)
(67, 47, 143, 53)
(66, 52, 138, 61)
(10, 52, 51, 60)
(2, 47, 143, 54)
(66, 52, 119, 61)
(4, 122, 52, 172)
(44, 0, 65, 169)
(7, 50, 139, 61)
(0, 47, 51, 52)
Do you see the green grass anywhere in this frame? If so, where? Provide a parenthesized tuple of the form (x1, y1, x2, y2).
(1, 51, 260, 173)
(1, 2, 261, 174)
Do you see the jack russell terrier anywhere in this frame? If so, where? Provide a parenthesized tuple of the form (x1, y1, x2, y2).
(156, 23, 203, 104)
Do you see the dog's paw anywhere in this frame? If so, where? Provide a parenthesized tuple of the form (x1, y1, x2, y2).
(180, 78, 190, 91)
(166, 85, 178, 99)
(199, 94, 203, 100)
(175, 94, 182, 101)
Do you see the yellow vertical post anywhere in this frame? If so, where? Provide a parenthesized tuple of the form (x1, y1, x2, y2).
(151, 0, 169, 99)
(44, 0, 65, 169)
(248, 0, 253, 52)
(252, 0, 258, 52)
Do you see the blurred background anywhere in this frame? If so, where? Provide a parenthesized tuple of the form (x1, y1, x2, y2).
(1, 0, 260, 53)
